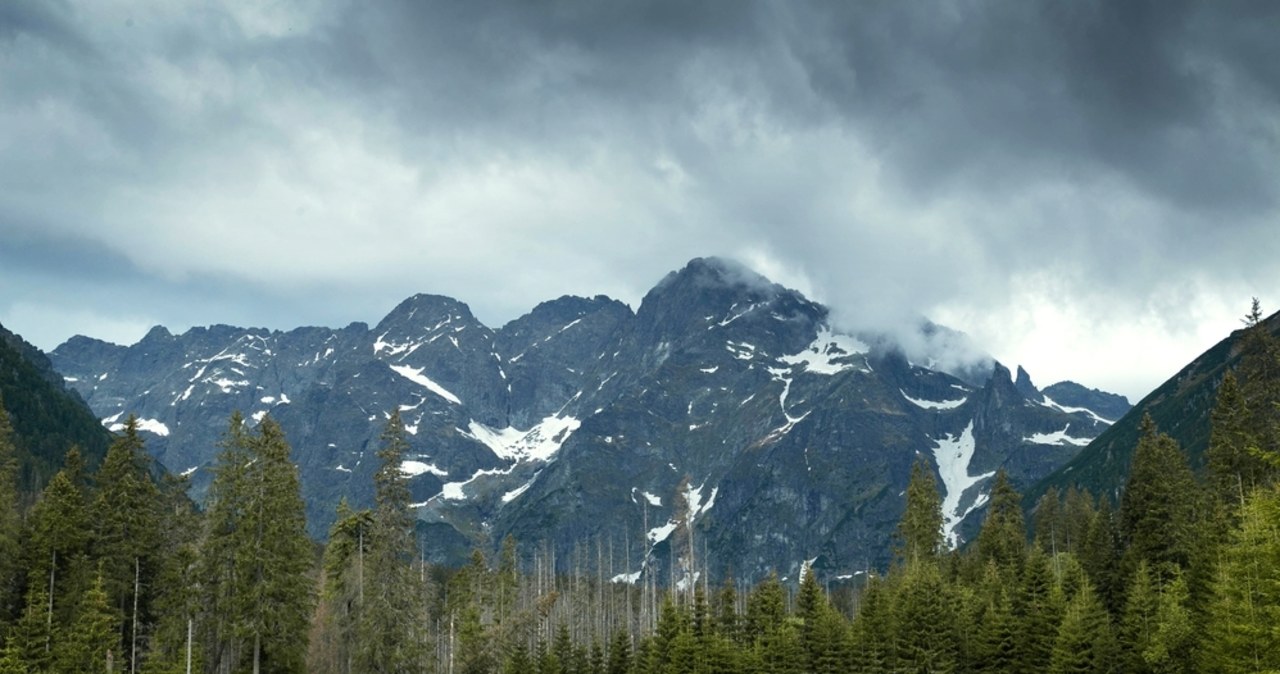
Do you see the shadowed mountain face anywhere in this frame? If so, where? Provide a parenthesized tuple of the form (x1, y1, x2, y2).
(50, 257, 1126, 579)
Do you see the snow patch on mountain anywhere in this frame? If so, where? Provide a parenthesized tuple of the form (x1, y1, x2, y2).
(401, 460, 448, 478)
(501, 476, 535, 503)
(1039, 395, 1114, 425)
(901, 390, 968, 410)
(648, 520, 677, 544)
(107, 417, 170, 436)
(932, 421, 994, 547)
(389, 364, 462, 405)
(463, 415, 581, 462)
(1024, 425, 1092, 447)
(779, 328, 870, 375)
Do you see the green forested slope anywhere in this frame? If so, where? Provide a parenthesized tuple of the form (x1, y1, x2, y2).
(0, 323, 110, 492)
(1028, 307, 1280, 504)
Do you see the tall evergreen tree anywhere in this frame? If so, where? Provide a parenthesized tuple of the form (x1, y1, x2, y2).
(235, 416, 314, 673)
(1079, 497, 1123, 616)
(355, 411, 426, 673)
(91, 415, 164, 672)
(1120, 416, 1200, 579)
(199, 412, 253, 672)
(1048, 582, 1114, 674)
(25, 465, 92, 629)
(975, 471, 1026, 578)
(0, 399, 20, 620)
(1, 586, 55, 673)
(1206, 371, 1264, 510)
(54, 573, 121, 674)
(1033, 487, 1063, 555)
(1199, 485, 1280, 673)
(893, 559, 957, 674)
(1012, 548, 1061, 674)
(895, 457, 944, 563)
(743, 572, 784, 645)
(316, 498, 372, 674)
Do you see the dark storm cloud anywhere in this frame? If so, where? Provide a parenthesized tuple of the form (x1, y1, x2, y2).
(1, 0, 1277, 399)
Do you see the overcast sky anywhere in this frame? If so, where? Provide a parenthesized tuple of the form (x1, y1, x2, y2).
(2, 0, 1277, 402)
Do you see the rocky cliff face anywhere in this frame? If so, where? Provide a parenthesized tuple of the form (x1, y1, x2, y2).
(50, 257, 1128, 580)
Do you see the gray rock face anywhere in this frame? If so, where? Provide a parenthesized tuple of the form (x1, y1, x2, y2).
(50, 257, 1129, 581)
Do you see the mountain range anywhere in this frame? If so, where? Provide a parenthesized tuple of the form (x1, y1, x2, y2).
(47, 257, 1128, 580)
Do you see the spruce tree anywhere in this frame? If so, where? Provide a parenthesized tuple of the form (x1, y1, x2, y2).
(1012, 547, 1061, 674)
(605, 630, 630, 674)
(1206, 371, 1263, 510)
(91, 415, 164, 672)
(203, 415, 312, 674)
(1144, 569, 1194, 674)
(1120, 415, 1200, 579)
(1, 586, 55, 673)
(743, 572, 784, 644)
(198, 412, 253, 671)
(1198, 485, 1280, 673)
(893, 559, 957, 674)
(318, 498, 372, 673)
(1079, 497, 1123, 615)
(54, 573, 121, 673)
(1120, 561, 1158, 674)
(849, 575, 893, 674)
(1033, 487, 1063, 555)
(0, 400, 20, 620)
(895, 457, 944, 563)
(1048, 582, 1114, 674)
(355, 411, 426, 673)
(975, 470, 1026, 578)
(26, 467, 92, 628)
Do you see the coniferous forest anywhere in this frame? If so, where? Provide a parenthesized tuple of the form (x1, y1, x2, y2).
(0, 306, 1278, 673)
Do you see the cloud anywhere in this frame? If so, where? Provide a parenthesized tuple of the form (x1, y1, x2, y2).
(0, 0, 1277, 401)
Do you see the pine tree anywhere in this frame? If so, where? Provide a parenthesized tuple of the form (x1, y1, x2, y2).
(25, 466, 92, 628)
(1, 586, 55, 673)
(1079, 497, 1123, 616)
(606, 630, 630, 674)
(54, 573, 121, 673)
(849, 575, 892, 674)
(199, 412, 254, 672)
(1012, 547, 1061, 674)
(743, 573, 784, 644)
(1206, 371, 1263, 510)
(0, 399, 21, 620)
(975, 470, 1026, 578)
(91, 415, 164, 672)
(893, 559, 957, 674)
(1198, 485, 1280, 673)
(240, 416, 314, 673)
(896, 457, 944, 563)
(355, 411, 427, 673)
(1033, 487, 1063, 555)
(1120, 415, 1200, 579)
(1048, 582, 1114, 674)
(201, 415, 313, 673)
(1120, 561, 1158, 674)
(1144, 569, 1194, 674)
